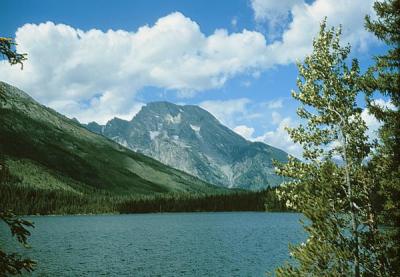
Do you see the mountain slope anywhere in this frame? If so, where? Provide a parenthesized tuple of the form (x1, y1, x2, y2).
(0, 82, 227, 195)
(85, 101, 289, 190)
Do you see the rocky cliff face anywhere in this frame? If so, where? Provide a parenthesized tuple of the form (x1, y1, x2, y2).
(86, 101, 289, 190)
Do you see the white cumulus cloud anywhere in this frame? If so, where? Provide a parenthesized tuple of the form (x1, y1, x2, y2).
(254, 116, 303, 158)
(0, 3, 378, 123)
(251, 0, 301, 39)
(361, 99, 396, 142)
(233, 125, 255, 140)
(0, 13, 269, 123)
(265, 99, 284, 109)
(199, 98, 251, 126)
(201, 98, 302, 157)
(252, 0, 377, 63)
(251, 0, 300, 22)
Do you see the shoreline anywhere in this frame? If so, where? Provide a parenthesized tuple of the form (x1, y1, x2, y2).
(23, 210, 294, 217)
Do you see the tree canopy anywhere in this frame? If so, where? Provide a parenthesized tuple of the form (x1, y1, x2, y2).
(274, 19, 390, 276)
(363, 0, 400, 274)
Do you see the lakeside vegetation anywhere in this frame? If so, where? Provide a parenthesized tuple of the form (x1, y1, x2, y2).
(0, 176, 286, 215)
(0, 154, 287, 215)
(273, 0, 399, 275)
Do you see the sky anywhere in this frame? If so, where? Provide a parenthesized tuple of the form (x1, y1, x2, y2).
(1, 0, 389, 157)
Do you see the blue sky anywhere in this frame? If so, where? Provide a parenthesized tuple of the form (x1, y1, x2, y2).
(1, 0, 387, 156)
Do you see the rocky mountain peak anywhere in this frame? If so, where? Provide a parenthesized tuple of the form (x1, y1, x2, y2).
(85, 101, 289, 190)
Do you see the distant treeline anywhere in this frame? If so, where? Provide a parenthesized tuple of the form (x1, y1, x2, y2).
(0, 180, 287, 215)
(0, 155, 288, 215)
(118, 189, 287, 214)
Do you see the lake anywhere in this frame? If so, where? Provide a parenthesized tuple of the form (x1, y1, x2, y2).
(2, 212, 304, 276)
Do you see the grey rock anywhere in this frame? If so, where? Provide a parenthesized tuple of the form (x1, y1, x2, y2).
(85, 101, 289, 190)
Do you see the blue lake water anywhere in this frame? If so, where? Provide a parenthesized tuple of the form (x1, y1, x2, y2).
(2, 212, 304, 276)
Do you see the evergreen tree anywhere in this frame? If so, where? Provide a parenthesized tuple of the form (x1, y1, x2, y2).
(0, 161, 36, 274)
(363, 0, 400, 274)
(0, 37, 26, 69)
(0, 210, 36, 275)
(274, 20, 388, 276)
(1, 36, 34, 275)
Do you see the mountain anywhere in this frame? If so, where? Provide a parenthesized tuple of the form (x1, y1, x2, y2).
(0, 82, 227, 196)
(85, 101, 289, 190)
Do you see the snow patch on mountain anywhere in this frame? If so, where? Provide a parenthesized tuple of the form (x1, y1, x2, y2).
(149, 131, 160, 140)
(165, 113, 181, 124)
(190, 124, 201, 132)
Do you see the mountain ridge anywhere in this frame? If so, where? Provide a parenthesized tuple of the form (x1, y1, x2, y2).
(0, 81, 227, 196)
(85, 101, 289, 190)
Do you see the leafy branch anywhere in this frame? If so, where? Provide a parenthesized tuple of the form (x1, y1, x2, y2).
(0, 38, 27, 69)
(0, 210, 36, 275)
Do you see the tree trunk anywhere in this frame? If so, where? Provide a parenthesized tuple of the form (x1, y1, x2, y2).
(342, 132, 360, 277)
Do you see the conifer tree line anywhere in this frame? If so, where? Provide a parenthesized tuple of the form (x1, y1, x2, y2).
(0, 155, 286, 215)
(274, 0, 399, 276)
(0, 177, 286, 215)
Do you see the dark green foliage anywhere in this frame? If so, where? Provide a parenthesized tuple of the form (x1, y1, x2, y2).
(0, 149, 285, 215)
(0, 38, 27, 70)
(118, 188, 285, 214)
(0, 34, 35, 276)
(0, 177, 285, 215)
(0, 211, 36, 276)
(363, 0, 400, 275)
(1, 168, 36, 275)
(0, 183, 110, 215)
(274, 20, 390, 276)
